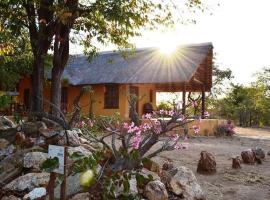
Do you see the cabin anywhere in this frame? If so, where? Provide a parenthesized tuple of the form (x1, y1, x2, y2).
(18, 42, 213, 119)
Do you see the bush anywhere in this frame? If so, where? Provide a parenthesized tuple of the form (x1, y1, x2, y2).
(215, 120, 235, 136)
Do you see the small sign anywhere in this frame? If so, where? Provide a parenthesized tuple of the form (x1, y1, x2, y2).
(48, 145, 65, 174)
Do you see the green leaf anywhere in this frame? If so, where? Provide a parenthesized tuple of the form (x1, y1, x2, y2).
(41, 157, 59, 173)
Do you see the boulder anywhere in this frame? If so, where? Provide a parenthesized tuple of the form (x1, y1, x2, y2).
(1, 195, 21, 200)
(115, 176, 138, 197)
(141, 168, 161, 181)
(58, 129, 81, 146)
(162, 166, 205, 200)
(22, 121, 47, 136)
(143, 158, 161, 175)
(144, 180, 168, 200)
(70, 193, 89, 200)
(162, 162, 174, 171)
(39, 128, 59, 138)
(252, 147, 265, 159)
(197, 151, 216, 174)
(0, 116, 16, 129)
(0, 138, 10, 149)
(54, 173, 83, 198)
(232, 156, 241, 169)
(241, 150, 255, 164)
(23, 152, 48, 171)
(0, 144, 15, 157)
(3, 172, 50, 192)
(23, 187, 46, 200)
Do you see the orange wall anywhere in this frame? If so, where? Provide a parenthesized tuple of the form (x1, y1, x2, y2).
(18, 77, 156, 119)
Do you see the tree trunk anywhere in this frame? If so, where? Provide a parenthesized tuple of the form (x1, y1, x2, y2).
(31, 55, 44, 113)
(50, 67, 62, 116)
(50, 33, 69, 116)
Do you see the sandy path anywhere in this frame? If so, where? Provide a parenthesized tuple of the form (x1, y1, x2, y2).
(153, 135, 270, 200)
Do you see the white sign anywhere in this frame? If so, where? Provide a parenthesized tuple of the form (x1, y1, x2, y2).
(48, 145, 65, 174)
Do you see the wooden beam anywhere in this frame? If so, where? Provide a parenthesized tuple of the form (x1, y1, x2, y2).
(201, 87, 206, 119)
(182, 83, 186, 114)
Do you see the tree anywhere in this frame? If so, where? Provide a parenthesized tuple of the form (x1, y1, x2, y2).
(0, 0, 205, 115)
(0, 24, 32, 90)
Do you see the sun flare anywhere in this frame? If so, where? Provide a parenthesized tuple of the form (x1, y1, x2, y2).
(158, 41, 178, 56)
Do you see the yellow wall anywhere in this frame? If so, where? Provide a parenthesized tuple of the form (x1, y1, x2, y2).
(18, 77, 157, 119)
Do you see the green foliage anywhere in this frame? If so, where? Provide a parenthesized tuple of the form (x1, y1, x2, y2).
(156, 101, 173, 111)
(41, 157, 59, 173)
(70, 151, 102, 174)
(0, 94, 11, 110)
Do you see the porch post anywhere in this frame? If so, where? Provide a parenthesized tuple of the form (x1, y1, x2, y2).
(182, 83, 186, 114)
(201, 86, 206, 119)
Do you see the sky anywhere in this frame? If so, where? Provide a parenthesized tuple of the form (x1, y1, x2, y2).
(71, 0, 270, 85)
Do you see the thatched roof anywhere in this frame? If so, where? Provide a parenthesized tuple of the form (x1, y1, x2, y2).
(60, 42, 213, 91)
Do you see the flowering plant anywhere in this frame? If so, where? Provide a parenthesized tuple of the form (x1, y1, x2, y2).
(80, 104, 203, 172)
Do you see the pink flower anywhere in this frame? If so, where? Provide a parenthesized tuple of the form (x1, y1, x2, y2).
(159, 109, 165, 115)
(143, 113, 152, 119)
(132, 131, 142, 149)
(170, 134, 179, 142)
(122, 122, 129, 129)
(168, 110, 174, 117)
(204, 111, 210, 118)
(191, 101, 198, 108)
(192, 125, 200, 135)
(174, 143, 189, 150)
(87, 120, 94, 128)
(142, 123, 152, 131)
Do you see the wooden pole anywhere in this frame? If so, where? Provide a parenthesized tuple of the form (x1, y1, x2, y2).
(201, 87, 206, 119)
(48, 172, 56, 200)
(60, 146, 67, 200)
(182, 84, 186, 114)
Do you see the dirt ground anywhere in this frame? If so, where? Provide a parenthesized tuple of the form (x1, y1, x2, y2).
(153, 127, 270, 200)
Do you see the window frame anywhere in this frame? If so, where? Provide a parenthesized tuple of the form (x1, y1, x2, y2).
(104, 84, 119, 109)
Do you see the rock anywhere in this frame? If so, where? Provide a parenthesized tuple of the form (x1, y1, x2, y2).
(22, 121, 47, 136)
(54, 173, 82, 198)
(0, 127, 17, 142)
(115, 176, 138, 197)
(241, 150, 255, 164)
(23, 187, 46, 200)
(0, 144, 15, 157)
(1, 195, 21, 200)
(267, 151, 270, 156)
(143, 158, 161, 175)
(0, 138, 10, 149)
(0, 116, 16, 129)
(252, 147, 265, 159)
(144, 180, 168, 200)
(162, 162, 174, 171)
(23, 152, 48, 171)
(58, 129, 81, 146)
(162, 166, 205, 200)
(4, 172, 50, 192)
(197, 151, 217, 174)
(68, 146, 92, 156)
(232, 156, 241, 169)
(141, 168, 161, 181)
(70, 193, 89, 200)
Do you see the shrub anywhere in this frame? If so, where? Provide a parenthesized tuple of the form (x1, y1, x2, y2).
(216, 120, 236, 136)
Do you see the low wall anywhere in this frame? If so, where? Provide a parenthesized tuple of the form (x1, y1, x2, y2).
(142, 118, 227, 136)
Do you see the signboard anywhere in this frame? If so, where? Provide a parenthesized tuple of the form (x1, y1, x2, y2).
(48, 145, 65, 174)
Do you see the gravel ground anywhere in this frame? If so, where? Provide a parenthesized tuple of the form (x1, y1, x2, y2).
(152, 128, 270, 200)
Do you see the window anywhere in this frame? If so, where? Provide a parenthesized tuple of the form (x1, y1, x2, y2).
(104, 84, 119, 109)
(61, 87, 68, 113)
